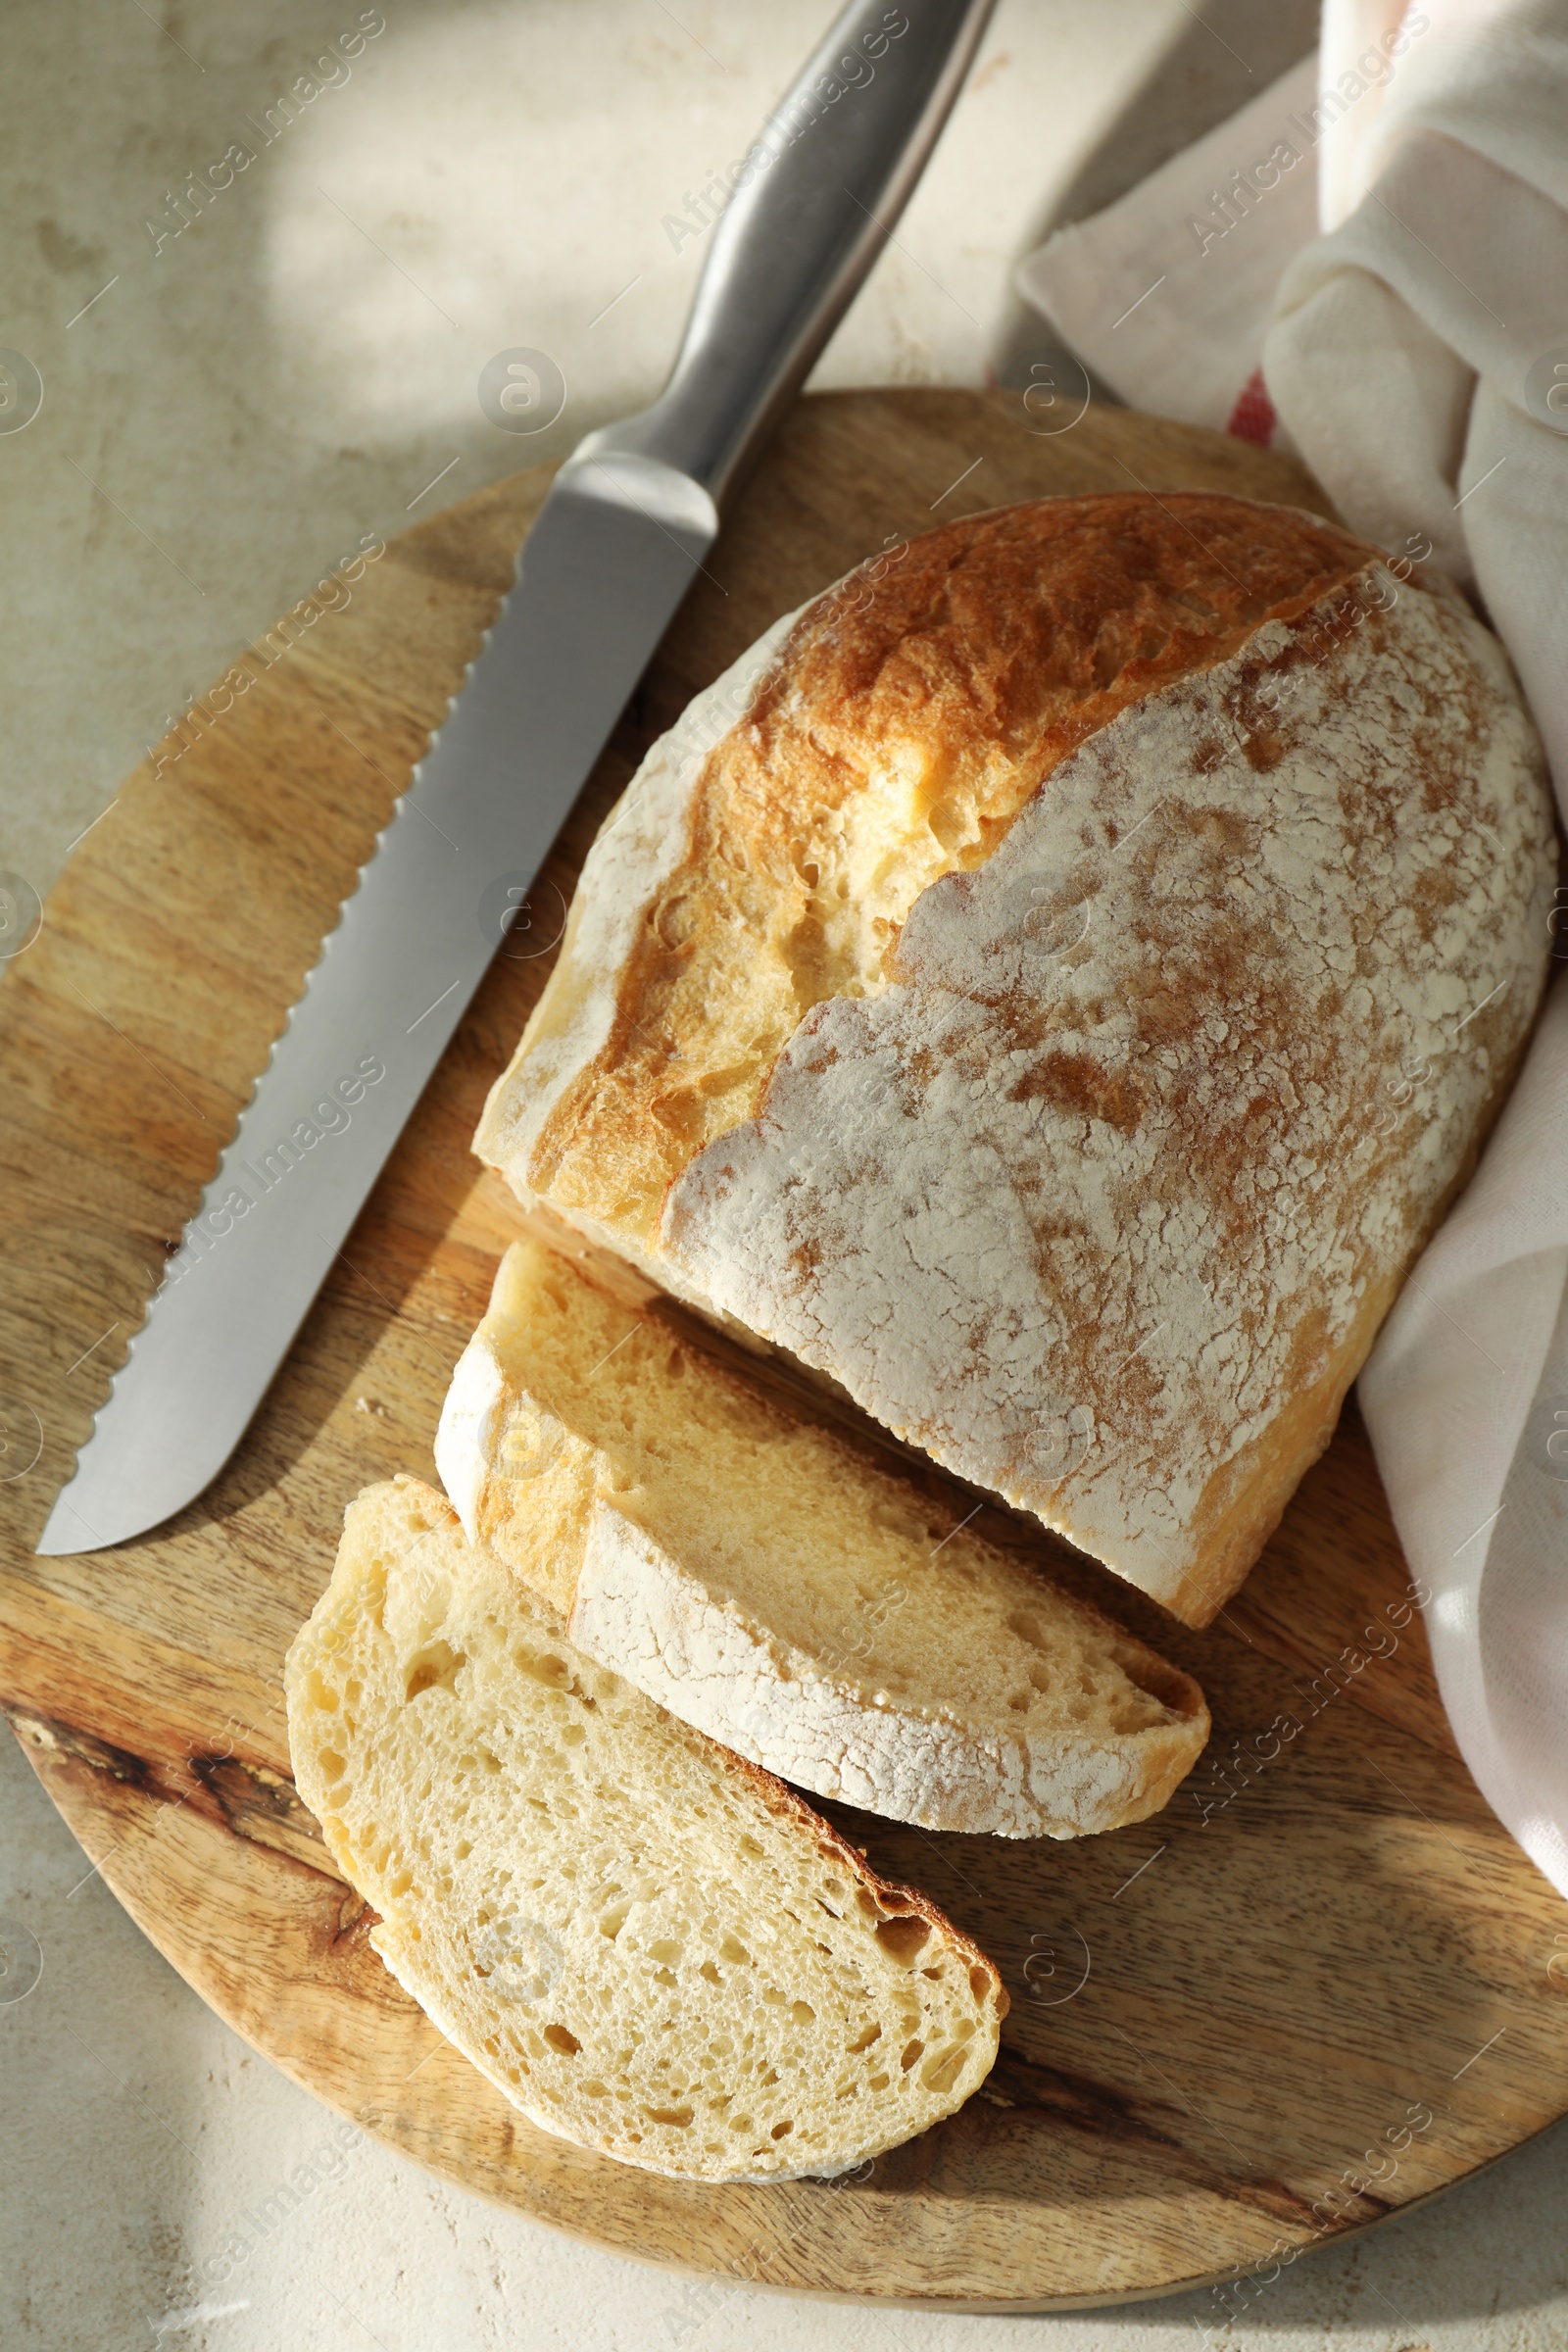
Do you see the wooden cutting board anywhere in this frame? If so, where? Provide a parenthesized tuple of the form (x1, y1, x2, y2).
(4, 387, 1566, 2315)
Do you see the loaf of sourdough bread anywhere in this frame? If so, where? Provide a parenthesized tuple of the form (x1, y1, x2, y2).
(285, 1477, 1006, 2181)
(434, 1237, 1207, 1838)
(475, 493, 1556, 1626)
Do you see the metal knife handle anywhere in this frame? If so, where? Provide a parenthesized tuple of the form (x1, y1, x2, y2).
(577, 0, 997, 509)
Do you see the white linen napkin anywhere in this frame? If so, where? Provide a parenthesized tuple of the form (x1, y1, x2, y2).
(1018, 1, 1568, 1897)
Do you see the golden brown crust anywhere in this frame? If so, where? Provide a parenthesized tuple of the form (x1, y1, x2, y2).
(730, 1745, 1008, 2022)
(522, 495, 1384, 1243)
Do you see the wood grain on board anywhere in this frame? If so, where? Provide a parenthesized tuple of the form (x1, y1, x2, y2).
(2, 389, 1564, 2313)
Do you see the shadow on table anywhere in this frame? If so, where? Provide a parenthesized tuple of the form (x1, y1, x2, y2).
(0, 1729, 220, 2342)
(989, 0, 1318, 397)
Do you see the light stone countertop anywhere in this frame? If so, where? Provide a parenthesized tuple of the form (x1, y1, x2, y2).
(3, 4, 1565, 2346)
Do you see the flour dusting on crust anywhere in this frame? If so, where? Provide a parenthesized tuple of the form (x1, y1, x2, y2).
(662, 566, 1555, 1619)
(569, 1503, 1149, 1838)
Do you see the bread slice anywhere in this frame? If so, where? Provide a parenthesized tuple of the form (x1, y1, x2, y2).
(433, 1238, 1208, 1838)
(285, 1477, 1006, 2181)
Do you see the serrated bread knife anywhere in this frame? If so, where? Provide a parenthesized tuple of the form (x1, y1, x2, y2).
(38, 0, 997, 1554)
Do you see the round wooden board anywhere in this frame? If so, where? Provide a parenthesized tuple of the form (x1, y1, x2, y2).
(4, 387, 1567, 2314)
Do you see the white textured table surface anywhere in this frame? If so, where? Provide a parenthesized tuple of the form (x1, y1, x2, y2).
(3, 4, 1565, 2346)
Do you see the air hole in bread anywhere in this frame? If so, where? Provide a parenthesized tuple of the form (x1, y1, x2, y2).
(543, 2025, 580, 2055)
(920, 2043, 970, 2094)
(900, 2038, 924, 2073)
(875, 1916, 932, 1966)
(847, 2021, 881, 2053)
(514, 1650, 569, 1689)
(405, 1642, 466, 1701)
(1114, 1645, 1199, 1717)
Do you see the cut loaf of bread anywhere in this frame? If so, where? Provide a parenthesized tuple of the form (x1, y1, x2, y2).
(436, 1238, 1207, 1838)
(474, 492, 1556, 1626)
(285, 1477, 1006, 2182)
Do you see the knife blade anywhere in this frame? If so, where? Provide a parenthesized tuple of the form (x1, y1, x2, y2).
(38, 463, 713, 1555)
(38, 0, 997, 1554)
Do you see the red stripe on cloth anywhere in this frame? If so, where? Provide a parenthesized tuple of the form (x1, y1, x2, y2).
(1226, 367, 1277, 447)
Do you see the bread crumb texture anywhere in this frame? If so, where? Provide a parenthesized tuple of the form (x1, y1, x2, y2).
(435, 1239, 1208, 1837)
(480, 495, 1556, 1622)
(286, 1479, 1006, 2181)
